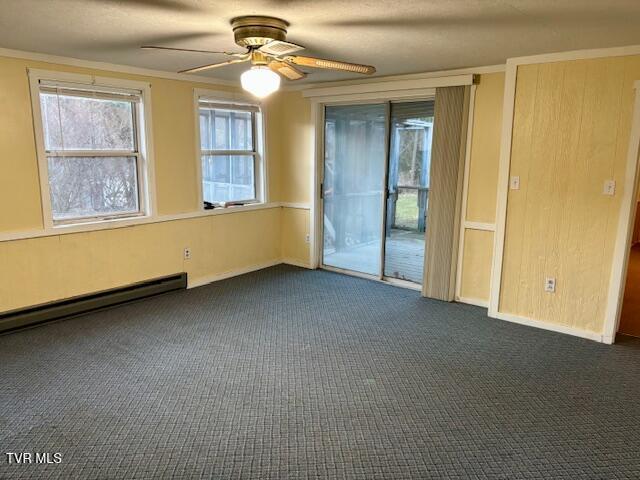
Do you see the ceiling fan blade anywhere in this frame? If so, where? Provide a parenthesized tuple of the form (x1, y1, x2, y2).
(179, 56, 250, 74)
(259, 40, 305, 56)
(142, 45, 244, 57)
(284, 55, 376, 75)
(268, 61, 307, 81)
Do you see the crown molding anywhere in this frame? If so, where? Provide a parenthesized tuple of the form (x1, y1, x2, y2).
(283, 64, 506, 92)
(0, 46, 240, 87)
(505, 44, 640, 66)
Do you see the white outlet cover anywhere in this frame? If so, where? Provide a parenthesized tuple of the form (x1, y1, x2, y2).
(544, 277, 556, 293)
(510, 176, 520, 190)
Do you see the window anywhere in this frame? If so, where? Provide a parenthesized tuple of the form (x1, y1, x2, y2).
(31, 72, 152, 226)
(197, 96, 264, 206)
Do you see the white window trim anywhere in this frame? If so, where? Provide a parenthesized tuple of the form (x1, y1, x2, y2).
(28, 68, 157, 230)
(193, 88, 268, 210)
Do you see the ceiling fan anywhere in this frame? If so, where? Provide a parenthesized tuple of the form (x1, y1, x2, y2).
(142, 16, 376, 98)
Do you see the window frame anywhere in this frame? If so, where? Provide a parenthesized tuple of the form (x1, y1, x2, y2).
(28, 69, 156, 229)
(194, 89, 267, 209)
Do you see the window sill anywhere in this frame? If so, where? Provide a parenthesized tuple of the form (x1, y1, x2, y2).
(0, 202, 281, 243)
(52, 212, 148, 230)
(51, 213, 151, 232)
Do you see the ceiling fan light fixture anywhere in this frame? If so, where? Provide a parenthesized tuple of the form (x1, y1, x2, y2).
(240, 66, 281, 98)
(142, 15, 375, 83)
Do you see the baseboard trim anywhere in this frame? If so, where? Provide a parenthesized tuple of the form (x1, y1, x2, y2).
(601, 334, 615, 345)
(187, 259, 282, 289)
(456, 296, 489, 308)
(281, 258, 313, 269)
(491, 311, 604, 343)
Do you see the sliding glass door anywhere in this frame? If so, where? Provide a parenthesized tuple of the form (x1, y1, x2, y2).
(384, 101, 434, 283)
(322, 104, 387, 275)
(321, 100, 435, 286)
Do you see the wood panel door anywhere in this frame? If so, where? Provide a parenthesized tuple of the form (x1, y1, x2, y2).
(619, 244, 640, 338)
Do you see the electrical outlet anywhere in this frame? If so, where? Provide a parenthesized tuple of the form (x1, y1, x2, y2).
(544, 277, 556, 293)
(510, 176, 520, 190)
(305, 234, 310, 244)
(603, 180, 616, 196)
(183, 247, 191, 260)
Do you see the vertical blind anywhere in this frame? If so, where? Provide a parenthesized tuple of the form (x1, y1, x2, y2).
(422, 86, 471, 301)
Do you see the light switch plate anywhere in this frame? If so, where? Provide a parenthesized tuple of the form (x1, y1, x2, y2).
(603, 180, 616, 196)
(510, 176, 520, 190)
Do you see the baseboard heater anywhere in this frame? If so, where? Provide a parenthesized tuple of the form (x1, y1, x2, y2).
(0, 273, 187, 334)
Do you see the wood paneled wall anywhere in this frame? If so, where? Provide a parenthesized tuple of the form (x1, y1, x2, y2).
(499, 56, 640, 333)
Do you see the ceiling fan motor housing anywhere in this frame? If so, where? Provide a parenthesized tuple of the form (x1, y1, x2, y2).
(231, 16, 289, 48)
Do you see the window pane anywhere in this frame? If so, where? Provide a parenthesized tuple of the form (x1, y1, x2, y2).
(201, 155, 255, 203)
(47, 156, 139, 221)
(199, 107, 253, 151)
(199, 113, 211, 151)
(40, 92, 135, 151)
(322, 104, 387, 276)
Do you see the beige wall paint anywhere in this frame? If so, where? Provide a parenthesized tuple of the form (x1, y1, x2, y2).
(458, 72, 505, 302)
(0, 209, 281, 312)
(0, 57, 47, 231)
(459, 229, 494, 301)
(281, 208, 310, 266)
(465, 73, 505, 224)
(268, 91, 313, 204)
(0, 55, 283, 313)
(268, 90, 314, 266)
(151, 78, 203, 214)
(499, 55, 640, 333)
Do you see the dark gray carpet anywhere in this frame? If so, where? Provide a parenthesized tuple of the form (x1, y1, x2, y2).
(1, 265, 639, 479)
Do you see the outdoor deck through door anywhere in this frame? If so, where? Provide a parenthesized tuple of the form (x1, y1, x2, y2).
(322, 100, 435, 285)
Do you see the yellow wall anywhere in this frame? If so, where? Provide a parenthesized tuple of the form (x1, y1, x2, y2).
(499, 55, 640, 333)
(0, 210, 281, 312)
(280, 208, 311, 266)
(267, 91, 313, 204)
(460, 229, 495, 301)
(11, 48, 633, 340)
(268, 90, 313, 265)
(0, 55, 283, 313)
(458, 72, 505, 302)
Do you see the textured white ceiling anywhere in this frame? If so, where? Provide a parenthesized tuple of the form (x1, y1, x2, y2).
(1, 0, 640, 84)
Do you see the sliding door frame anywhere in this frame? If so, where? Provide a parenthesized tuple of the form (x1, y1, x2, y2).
(313, 92, 437, 288)
(307, 75, 476, 271)
(316, 98, 391, 282)
(306, 75, 476, 291)
(379, 102, 392, 281)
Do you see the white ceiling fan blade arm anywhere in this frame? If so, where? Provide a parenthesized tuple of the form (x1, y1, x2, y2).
(141, 45, 246, 57)
(178, 56, 250, 74)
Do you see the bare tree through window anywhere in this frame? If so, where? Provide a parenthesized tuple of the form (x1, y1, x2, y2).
(39, 88, 142, 222)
